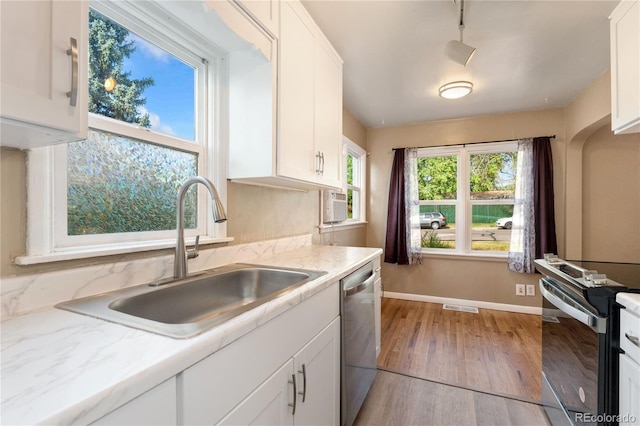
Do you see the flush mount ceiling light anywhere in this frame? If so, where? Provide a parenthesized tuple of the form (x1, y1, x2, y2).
(444, 0, 476, 66)
(439, 81, 473, 99)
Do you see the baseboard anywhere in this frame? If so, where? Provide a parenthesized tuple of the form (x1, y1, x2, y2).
(383, 291, 543, 315)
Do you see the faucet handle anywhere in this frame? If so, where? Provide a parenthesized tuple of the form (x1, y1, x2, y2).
(187, 235, 200, 259)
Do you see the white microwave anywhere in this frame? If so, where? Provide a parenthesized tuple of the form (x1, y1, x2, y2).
(323, 191, 347, 223)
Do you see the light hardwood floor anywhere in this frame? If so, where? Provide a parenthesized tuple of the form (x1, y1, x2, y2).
(355, 298, 547, 425)
(377, 298, 542, 401)
(355, 371, 550, 426)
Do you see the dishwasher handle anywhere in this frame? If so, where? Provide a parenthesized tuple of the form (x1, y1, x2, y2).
(343, 270, 376, 297)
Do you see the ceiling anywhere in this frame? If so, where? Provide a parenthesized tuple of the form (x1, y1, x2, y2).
(301, 0, 618, 129)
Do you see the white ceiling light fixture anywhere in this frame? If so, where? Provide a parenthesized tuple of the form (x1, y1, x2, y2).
(439, 81, 473, 99)
(444, 0, 476, 66)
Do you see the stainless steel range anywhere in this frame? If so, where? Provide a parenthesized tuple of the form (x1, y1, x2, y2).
(535, 258, 640, 426)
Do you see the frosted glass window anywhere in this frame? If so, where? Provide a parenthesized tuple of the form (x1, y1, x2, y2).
(67, 129, 198, 235)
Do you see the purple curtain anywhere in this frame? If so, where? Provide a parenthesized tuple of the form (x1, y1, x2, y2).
(384, 149, 410, 264)
(533, 137, 558, 259)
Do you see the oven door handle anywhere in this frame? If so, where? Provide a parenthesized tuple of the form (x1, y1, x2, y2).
(539, 278, 606, 333)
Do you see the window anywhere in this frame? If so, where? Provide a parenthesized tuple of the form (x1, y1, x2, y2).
(345, 139, 366, 221)
(319, 137, 366, 232)
(23, 1, 229, 261)
(344, 137, 367, 223)
(417, 142, 517, 255)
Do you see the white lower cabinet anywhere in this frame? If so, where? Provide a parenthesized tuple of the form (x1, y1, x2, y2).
(219, 359, 295, 425)
(619, 353, 640, 426)
(179, 283, 340, 425)
(219, 318, 340, 425)
(292, 318, 340, 425)
(619, 306, 640, 426)
(90, 378, 176, 426)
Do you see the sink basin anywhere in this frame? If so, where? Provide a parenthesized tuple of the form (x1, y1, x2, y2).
(56, 264, 326, 338)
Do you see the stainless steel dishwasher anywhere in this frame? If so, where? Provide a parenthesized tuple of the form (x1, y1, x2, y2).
(340, 261, 377, 426)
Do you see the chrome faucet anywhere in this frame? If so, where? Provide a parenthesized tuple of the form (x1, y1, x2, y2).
(174, 176, 227, 279)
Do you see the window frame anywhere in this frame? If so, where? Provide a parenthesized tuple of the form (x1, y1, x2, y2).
(18, 0, 231, 264)
(417, 141, 517, 258)
(345, 137, 366, 223)
(318, 136, 367, 233)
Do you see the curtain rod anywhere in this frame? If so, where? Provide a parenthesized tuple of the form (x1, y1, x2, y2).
(391, 135, 556, 151)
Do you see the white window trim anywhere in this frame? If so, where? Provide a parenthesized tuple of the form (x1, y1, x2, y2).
(17, 1, 232, 265)
(319, 136, 367, 232)
(417, 141, 517, 258)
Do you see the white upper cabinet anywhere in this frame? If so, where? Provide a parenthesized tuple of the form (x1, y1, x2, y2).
(610, 0, 640, 134)
(312, 38, 343, 189)
(228, 0, 344, 191)
(278, 1, 318, 185)
(278, 0, 343, 189)
(0, 0, 88, 149)
(234, 0, 280, 38)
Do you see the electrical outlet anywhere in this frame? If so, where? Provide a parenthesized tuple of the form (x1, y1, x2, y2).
(526, 284, 536, 296)
(516, 284, 525, 296)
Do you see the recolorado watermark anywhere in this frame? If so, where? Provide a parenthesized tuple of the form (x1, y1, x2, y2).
(575, 413, 637, 423)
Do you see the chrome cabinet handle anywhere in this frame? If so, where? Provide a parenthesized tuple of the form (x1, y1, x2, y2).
(288, 374, 297, 415)
(625, 333, 640, 348)
(298, 364, 307, 402)
(66, 38, 78, 106)
(315, 151, 321, 175)
(320, 152, 325, 175)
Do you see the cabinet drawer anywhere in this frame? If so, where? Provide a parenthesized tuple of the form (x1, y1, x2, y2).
(620, 308, 640, 364)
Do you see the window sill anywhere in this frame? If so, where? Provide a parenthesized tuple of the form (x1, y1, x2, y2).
(318, 220, 367, 234)
(420, 251, 508, 262)
(14, 236, 235, 265)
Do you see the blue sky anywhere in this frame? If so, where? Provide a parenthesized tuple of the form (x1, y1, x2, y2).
(123, 35, 195, 141)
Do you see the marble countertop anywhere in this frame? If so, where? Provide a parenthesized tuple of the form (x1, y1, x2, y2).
(1, 244, 382, 425)
(617, 292, 640, 317)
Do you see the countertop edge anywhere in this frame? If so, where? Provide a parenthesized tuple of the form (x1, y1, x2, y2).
(617, 292, 640, 317)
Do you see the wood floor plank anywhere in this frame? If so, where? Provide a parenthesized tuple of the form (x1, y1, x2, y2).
(377, 298, 542, 401)
(355, 371, 550, 426)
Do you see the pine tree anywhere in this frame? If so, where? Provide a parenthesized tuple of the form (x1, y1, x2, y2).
(88, 10, 154, 127)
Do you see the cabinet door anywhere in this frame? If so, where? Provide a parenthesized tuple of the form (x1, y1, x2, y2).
(610, 0, 640, 134)
(90, 378, 176, 426)
(314, 40, 343, 189)
(278, 1, 317, 184)
(619, 353, 640, 426)
(235, 0, 279, 37)
(293, 318, 341, 426)
(0, 0, 88, 147)
(219, 359, 295, 426)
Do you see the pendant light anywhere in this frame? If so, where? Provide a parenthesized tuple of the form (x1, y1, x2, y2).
(444, 0, 476, 66)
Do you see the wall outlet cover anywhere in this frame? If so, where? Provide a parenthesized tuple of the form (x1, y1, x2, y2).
(516, 284, 526, 296)
(526, 284, 536, 296)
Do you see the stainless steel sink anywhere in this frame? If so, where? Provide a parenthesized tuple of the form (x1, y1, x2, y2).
(56, 264, 326, 338)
